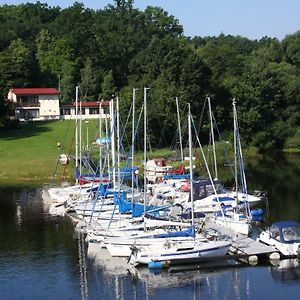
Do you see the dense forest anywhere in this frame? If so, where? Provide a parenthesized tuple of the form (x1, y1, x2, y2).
(0, 0, 299, 152)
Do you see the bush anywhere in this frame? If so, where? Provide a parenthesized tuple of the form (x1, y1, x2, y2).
(284, 128, 300, 150)
(0, 117, 21, 130)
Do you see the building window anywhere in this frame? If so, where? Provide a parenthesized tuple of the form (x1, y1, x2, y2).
(19, 109, 39, 120)
(28, 96, 39, 103)
(89, 108, 99, 114)
(61, 108, 71, 115)
(79, 108, 86, 115)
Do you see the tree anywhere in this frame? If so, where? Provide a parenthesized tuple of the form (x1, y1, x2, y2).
(59, 61, 76, 103)
(101, 70, 117, 100)
(36, 29, 74, 86)
(80, 58, 98, 99)
(233, 47, 299, 151)
(282, 31, 300, 67)
(0, 39, 33, 96)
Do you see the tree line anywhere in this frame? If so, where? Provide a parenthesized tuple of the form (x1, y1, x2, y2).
(0, 0, 299, 152)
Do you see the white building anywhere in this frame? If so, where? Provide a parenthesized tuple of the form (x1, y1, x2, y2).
(7, 88, 110, 121)
(60, 101, 110, 120)
(8, 88, 60, 121)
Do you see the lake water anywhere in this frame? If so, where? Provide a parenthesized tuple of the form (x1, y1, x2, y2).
(1, 153, 300, 300)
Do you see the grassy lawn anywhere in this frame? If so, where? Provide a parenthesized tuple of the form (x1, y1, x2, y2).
(0, 119, 177, 186)
(0, 120, 99, 186)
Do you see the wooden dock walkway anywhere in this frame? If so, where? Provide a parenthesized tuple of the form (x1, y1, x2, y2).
(231, 237, 277, 256)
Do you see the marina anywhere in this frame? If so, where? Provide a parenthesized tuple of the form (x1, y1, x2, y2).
(0, 1, 299, 299)
(41, 96, 299, 278)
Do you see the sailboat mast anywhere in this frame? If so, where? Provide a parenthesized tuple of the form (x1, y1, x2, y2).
(116, 96, 121, 190)
(207, 96, 218, 179)
(132, 88, 138, 205)
(234, 100, 251, 216)
(144, 87, 150, 218)
(175, 97, 184, 164)
(79, 100, 82, 180)
(110, 99, 116, 192)
(105, 111, 110, 181)
(233, 99, 239, 208)
(75, 86, 79, 184)
(188, 103, 194, 228)
(99, 101, 103, 181)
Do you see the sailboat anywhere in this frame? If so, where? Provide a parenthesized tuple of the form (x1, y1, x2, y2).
(189, 97, 264, 215)
(128, 104, 232, 266)
(214, 99, 252, 236)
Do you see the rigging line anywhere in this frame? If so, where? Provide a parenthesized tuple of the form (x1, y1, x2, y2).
(122, 106, 144, 181)
(212, 113, 235, 178)
(90, 150, 110, 224)
(114, 106, 144, 199)
(157, 115, 168, 148)
(51, 116, 73, 180)
(120, 101, 133, 150)
(191, 114, 226, 218)
(92, 114, 117, 223)
(61, 120, 76, 182)
(197, 96, 208, 134)
(89, 147, 112, 224)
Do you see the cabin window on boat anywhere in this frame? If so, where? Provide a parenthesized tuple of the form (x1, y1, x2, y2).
(270, 226, 280, 241)
(282, 226, 300, 242)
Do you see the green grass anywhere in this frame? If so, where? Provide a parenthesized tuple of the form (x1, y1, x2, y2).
(0, 119, 99, 186)
(0, 119, 178, 186)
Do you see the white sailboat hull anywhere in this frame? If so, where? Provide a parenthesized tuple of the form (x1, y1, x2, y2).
(131, 240, 231, 265)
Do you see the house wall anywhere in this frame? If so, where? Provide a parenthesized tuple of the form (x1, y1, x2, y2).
(7, 91, 17, 102)
(39, 96, 60, 119)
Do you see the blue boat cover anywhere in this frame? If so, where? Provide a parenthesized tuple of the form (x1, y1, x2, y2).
(272, 221, 300, 229)
(114, 191, 160, 217)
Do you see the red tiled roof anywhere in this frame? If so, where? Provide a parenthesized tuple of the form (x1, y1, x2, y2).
(10, 88, 60, 95)
(61, 101, 110, 107)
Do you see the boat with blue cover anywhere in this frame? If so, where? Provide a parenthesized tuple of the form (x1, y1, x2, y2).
(257, 221, 300, 257)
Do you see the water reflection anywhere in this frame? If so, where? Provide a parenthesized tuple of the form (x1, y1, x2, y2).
(246, 153, 300, 225)
(270, 259, 300, 282)
(78, 232, 88, 300)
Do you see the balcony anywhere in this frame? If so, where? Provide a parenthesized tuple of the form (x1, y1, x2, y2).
(16, 102, 40, 108)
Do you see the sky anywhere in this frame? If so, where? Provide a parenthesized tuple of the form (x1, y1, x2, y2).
(1, 0, 300, 40)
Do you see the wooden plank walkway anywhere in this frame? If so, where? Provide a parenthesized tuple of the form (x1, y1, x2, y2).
(231, 237, 277, 256)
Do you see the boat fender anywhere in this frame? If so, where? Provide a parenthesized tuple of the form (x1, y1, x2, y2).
(248, 255, 258, 265)
(269, 252, 280, 260)
(148, 261, 163, 269)
(148, 261, 169, 269)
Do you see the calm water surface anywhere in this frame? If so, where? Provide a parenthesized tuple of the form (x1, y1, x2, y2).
(1, 153, 300, 300)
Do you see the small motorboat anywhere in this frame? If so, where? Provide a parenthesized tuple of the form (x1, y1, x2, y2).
(257, 221, 300, 257)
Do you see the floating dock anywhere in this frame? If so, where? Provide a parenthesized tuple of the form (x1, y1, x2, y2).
(230, 237, 278, 257)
